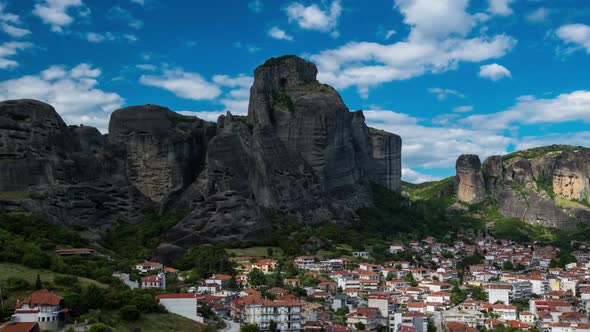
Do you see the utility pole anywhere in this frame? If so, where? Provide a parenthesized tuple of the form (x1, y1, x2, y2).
(0, 286, 4, 319)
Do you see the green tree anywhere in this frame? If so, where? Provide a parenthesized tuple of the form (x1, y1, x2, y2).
(88, 323, 112, 332)
(471, 286, 487, 301)
(35, 274, 42, 290)
(502, 260, 514, 270)
(403, 273, 418, 287)
(427, 319, 437, 332)
(241, 324, 260, 332)
(269, 320, 278, 332)
(354, 322, 366, 330)
(119, 305, 141, 321)
(248, 268, 266, 287)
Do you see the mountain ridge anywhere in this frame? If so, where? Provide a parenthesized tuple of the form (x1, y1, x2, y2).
(0, 55, 402, 261)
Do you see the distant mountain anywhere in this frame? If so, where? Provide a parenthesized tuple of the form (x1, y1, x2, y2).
(405, 145, 590, 230)
(0, 55, 402, 260)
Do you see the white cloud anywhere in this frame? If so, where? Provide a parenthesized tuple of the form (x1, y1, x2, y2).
(129, 0, 145, 5)
(363, 109, 510, 169)
(478, 63, 511, 81)
(139, 68, 222, 101)
(453, 105, 473, 113)
(487, 0, 513, 16)
(136, 63, 156, 71)
(286, 0, 341, 35)
(0, 41, 32, 69)
(309, 35, 515, 97)
(516, 132, 590, 152)
(427, 88, 465, 101)
(84, 31, 137, 43)
(33, 0, 86, 32)
(402, 168, 442, 183)
(1, 23, 31, 37)
(526, 7, 549, 23)
(107, 6, 143, 30)
(0, 63, 124, 132)
(233, 42, 261, 53)
(385, 30, 396, 40)
(463, 90, 590, 131)
(268, 26, 293, 41)
(395, 0, 474, 40)
(0, 3, 31, 37)
(248, 0, 263, 13)
(556, 24, 590, 54)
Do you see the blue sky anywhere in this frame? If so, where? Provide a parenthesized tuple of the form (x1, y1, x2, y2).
(1, 0, 590, 183)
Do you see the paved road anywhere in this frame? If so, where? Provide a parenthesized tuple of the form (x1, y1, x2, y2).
(222, 319, 240, 332)
(433, 311, 445, 332)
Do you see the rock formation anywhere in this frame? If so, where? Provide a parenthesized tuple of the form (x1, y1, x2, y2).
(454, 145, 590, 229)
(0, 55, 403, 253)
(455, 154, 486, 204)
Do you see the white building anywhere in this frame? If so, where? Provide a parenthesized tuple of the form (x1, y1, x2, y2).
(135, 261, 163, 273)
(233, 296, 303, 331)
(12, 289, 64, 331)
(484, 284, 513, 304)
(155, 294, 204, 323)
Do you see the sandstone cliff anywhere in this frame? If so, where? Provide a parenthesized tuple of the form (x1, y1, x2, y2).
(0, 55, 402, 253)
(454, 145, 590, 228)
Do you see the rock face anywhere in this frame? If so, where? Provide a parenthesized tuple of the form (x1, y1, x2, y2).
(455, 154, 486, 204)
(454, 146, 590, 229)
(0, 55, 402, 252)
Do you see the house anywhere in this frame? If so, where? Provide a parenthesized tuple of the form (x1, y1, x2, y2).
(0, 322, 40, 332)
(484, 284, 513, 304)
(443, 309, 484, 328)
(206, 274, 232, 289)
(492, 303, 518, 321)
(141, 273, 165, 289)
(390, 244, 405, 254)
(407, 302, 426, 313)
(346, 307, 383, 330)
(12, 289, 65, 331)
(352, 252, 371, 259)
(446, 322, 478, 332)
(135, 261, 163, 273)
(295, 256, 315, 270)
(252, 259, 278, 274)
(391, 312, 428, 332)
(520, 311, 536, 323)
(54, 248, 96, 256)
(155, 294, 204, 323)
(232, 295, 303, 331)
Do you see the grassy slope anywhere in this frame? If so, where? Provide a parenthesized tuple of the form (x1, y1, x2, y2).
(101, 311, 207, 332)
(503, 144, 582, 161)
(0, 263, 106, 288)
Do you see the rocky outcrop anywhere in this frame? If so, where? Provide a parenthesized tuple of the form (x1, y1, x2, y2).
(455, 154, 486, 204)
(0, 55, 403, 251)
(454, 146, 590, 229)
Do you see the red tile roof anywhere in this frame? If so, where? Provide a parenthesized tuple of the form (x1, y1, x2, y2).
(155, 293, 197, 299)
(0, 322, 39, 332)
(17, 289, 62, 308)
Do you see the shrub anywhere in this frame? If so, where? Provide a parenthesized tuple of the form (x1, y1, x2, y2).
(119, 305, 141, 321)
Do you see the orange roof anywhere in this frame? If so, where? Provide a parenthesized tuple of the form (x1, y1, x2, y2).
(137, 261, 162, 267)
(0, 322, 39, 332)
(17, 289, 62, 308)
(155, 293, 197, 299)
(210, 274, 232, 281)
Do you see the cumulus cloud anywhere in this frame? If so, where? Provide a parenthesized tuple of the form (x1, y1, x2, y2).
(307, 0, 516, 97)
(139, 68, 222, 101)
(33, 0, 86, 32)
(268, 26, 293, 41)
(286, 0, 341, 36)
(179, 74, 253, 121)
(487, 0, 513, 16)
(478, 63, 511, 81)
(463, 90, 590, 131)
(363, 109, 510, 169)
(402, 168, 442, 183)
(526, 7, 549, 23)
(0, 63, 124, 132)
(0, 3, 31, 37)
(0, 41, 32, 69)
(556, 24, 590, 54)
(428, 88, 465, 101)
(395, 0, 475, 40)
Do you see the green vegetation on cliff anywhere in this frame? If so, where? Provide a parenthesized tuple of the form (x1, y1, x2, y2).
(503, 144, 582, 161)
